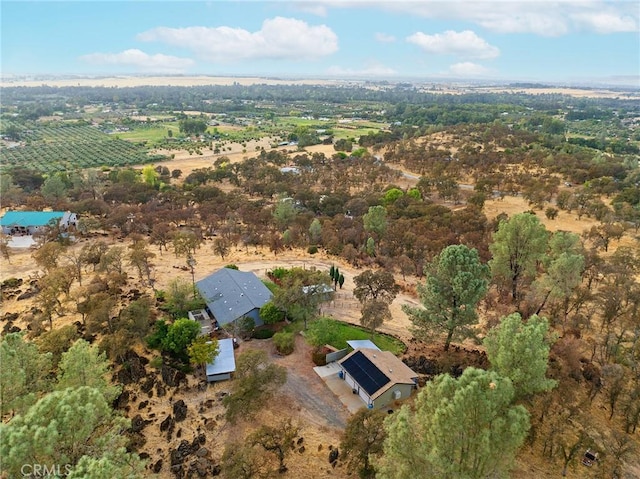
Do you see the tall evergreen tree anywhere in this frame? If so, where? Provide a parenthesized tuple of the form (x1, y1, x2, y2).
(489, 213, 548, 304)
(0, 386, 143, 478)
(57, 339, 120, 402)
(484, 313, 557, 400)
(404, 244, 489, 351)
(0, 332, 52, 416)
(378, 368, 530, 479)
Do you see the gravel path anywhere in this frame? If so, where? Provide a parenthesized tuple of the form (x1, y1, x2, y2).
(238, 335, 349, 430)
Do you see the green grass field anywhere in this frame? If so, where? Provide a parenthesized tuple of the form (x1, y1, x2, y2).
(115, 124, 180, 142)
(332, 125, 382, 139)
(308, 318, 406, 355)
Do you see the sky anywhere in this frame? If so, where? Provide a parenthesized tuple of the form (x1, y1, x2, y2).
(1, 0, 638, 85)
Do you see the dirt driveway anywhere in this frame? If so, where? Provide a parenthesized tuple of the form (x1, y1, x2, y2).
(237, 334, 349, 430)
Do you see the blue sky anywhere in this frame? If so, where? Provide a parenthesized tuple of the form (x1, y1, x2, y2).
(1, 1, 638, 84)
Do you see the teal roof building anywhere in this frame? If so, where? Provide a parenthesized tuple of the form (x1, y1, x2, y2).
(0, 211, 77, 235)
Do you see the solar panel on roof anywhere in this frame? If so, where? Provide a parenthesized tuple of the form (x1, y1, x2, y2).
(342, 351, 390, 396)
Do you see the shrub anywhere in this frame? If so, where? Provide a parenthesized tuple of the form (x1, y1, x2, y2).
(545, 207, 559, 220)
(307, 245, 318, 254)
(311, 348, 327, 366)
(1, 278, 22, 289)
(268, 267, 290, 281)
(253, 328, 275, 339)
(149, 356, 163, 369)
(161, 318, 200, 361)
(262, 280, 279, 294)
(224, 264, 239, 270)
(260, 302, 285, 325)
(146, 319, 168, 349)
(273, 331, 295, 355)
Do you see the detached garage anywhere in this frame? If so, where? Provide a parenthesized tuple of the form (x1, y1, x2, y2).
(338, 348, 418, 409)
(206, 338, 236, 382)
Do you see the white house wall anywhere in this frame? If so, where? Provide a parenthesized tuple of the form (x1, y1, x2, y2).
(343, 371, 373, 407)
(358, 388, 371, 406)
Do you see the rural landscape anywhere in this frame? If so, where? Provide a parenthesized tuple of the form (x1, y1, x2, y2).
(1, 77, 639, 479)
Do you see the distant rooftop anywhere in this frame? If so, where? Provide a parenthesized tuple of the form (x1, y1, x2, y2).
(0, 211, 68, 227)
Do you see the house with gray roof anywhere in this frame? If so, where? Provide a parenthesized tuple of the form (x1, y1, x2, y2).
(196, 268, 272, 327)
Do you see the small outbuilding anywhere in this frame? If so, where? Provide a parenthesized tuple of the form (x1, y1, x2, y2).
(0, 211, 77, 235)
(196, 268, 272, 328)
(206, 338, 236, 382)
(346, 340, 380, 351)
(338, 348, 418, 409)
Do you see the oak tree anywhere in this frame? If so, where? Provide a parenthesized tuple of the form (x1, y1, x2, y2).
(341, 408, 387, 479)
(223, 349, 286, 423)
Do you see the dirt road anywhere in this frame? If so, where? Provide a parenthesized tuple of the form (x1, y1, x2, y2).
(241, 335, 349, 430)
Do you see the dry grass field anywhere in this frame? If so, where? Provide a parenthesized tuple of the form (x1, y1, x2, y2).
(2, 200, 638, 479)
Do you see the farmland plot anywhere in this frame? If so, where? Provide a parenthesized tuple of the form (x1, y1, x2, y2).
(1, 125, 166, 173)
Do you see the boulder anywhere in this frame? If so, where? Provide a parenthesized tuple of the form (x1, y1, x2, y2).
(152, 459, 163, 473)
(195, 447, 209, 458)
(173, 399, 188, 422)
(160, 415, 174, 433)
(112, 390, 130, 410)
(116, 351, 148, 384)
(162, 364, 186, 388)
(130, 414, 151, 433)
(328, 448, 339, 465)
(141, 376, 155, 395)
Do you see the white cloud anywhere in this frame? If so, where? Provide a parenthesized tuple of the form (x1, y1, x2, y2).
(292, 3, 328, 17)
(571, 11, 638, 34)
(79, 49, 194, 72)
(308, 1, 639, 36)
(375, 32, 396, 43)
(326, 62, 397, 77)
(447, 62, 490, 77)
(138, 17, 338, 62)
(407, 30, 499, 59)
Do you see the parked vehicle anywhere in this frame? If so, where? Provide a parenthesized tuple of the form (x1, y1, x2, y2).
(581, 449, 598, 467)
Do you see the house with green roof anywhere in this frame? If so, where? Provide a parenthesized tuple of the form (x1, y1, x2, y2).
(0, 211, 78, 236)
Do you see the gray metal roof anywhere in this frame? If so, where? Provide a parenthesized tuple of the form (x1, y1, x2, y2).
(347, 340, 380, 351)
(196, 268, 272, 326)
(206, 338, 236, 376)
